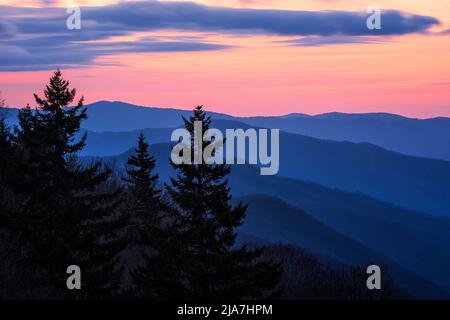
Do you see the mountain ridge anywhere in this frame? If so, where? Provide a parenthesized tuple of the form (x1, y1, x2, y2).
(4, 101, 450, 162)
(81, 144, 450, 298)
(77, 117, 450, 216)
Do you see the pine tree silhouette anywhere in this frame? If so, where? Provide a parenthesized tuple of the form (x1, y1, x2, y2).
(0, 94, 24, 298)
(123, 133, 163, 228)
(0, 95, 11, 184)
(118, 133, 167, 293)
(9, 70, 125, 298)
(137, 106, 281, 299)
(0, 94, 14, 233)
(0, 93, 12, 180)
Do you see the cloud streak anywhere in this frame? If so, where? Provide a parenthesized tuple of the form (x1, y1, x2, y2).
(0, 1, 441, 71)
(84, 2, 439, 36)
(284, 36, 383, 47)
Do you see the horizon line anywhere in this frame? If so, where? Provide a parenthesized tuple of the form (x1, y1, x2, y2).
(3, 99, 450, 121)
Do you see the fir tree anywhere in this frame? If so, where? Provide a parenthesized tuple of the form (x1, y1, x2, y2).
(0, 92, 11, 185)
(118, 133, 166, 293)
(9, 70, 125, 298)
(0, 94, 15, 262)
(137, 106, 281, 299)
(0, 93, 18, 257)
(123, 134, 163, 230)
(0, 94, 11, 189)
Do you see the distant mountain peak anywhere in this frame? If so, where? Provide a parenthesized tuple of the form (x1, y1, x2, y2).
(279, 113, 312, 119)
(87, 100, 145, 108)
(315, 112, 409, 121)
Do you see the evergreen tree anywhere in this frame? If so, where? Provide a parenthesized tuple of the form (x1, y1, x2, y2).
(0, 93, 18, 258)
(0, 93, 15, 264)
(0, 94, 26, 298)
(137, 106, 281, 299)
(9, 70, 125, 298)
(0, 92, 11, 187)
(118, 133, 166, 293)
(123, 133, 163, 230)
(0, 93, 11, 192)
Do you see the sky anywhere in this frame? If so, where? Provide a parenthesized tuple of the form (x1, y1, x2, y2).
(0, 0, 449, 117)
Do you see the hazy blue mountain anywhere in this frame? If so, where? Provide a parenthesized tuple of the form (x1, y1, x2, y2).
(313, 112, 407, 120)
(235, 194, 377, 262)
(82, 144, 450, 297)
(227, 164, 450, 295)
(8, 102, 450, 213)
(195, 119, 450, 216)
(7, 101, 450, 161)
(2, 101, 232, 131)
(78, 102, 450, 161)
(80, 118, 450, 216)
(78, 127, 173, 156)
(78, 119, 254, 156)
(277, 113, 312, 119)
(7, 101, 450, 297)
(271, 128, 450, 216)
(234, 194, 449, 299)
(239, 112, 450, 161)
(82, 101, 233, 132)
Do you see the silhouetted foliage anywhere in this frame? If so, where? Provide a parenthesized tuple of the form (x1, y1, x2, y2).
(134, 106, 282, 299)
(0, 75, 398, 301)
(0, 93, 12, 200)
(1, 71, 125, 298)
(116, 133, 168, 293)
(0, 93, 24, 298)
(260, 244, 394, 300)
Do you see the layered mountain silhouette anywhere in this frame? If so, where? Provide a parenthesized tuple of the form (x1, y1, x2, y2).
(7, 101, 445, 215)
(74, 112, 450, 216)
(83, 142, 450, 298)
(234, 194, 449, 299)
(7, 100, 450, 298)
(5, 101, 450, 160)
(240, 112, 450, 161)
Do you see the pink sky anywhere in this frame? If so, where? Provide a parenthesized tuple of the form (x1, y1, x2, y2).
(0, 0, 449, 118)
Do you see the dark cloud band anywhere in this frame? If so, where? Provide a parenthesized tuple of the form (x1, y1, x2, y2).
(84, 2, 439, 36)
(0, 1, 441, 71)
